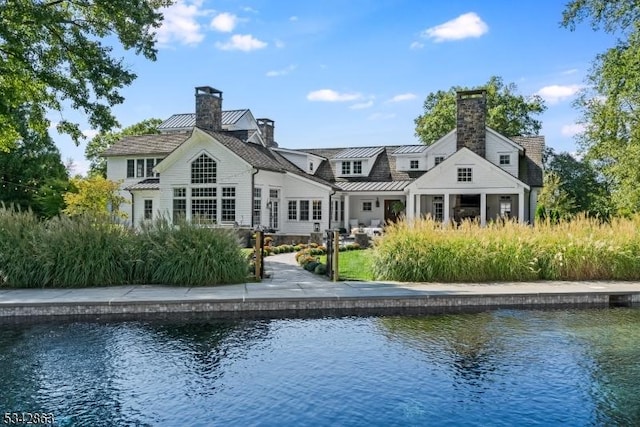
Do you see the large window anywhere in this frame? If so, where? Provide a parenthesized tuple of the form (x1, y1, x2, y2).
(191, 154, 217, 184)
(127, 158, 161, 178)
(288, 200, 298, 220)
(253, 188, 262, 226)
(173, 188, 186, 224)
(221, 187, 236, 222)
(191, 187, 216, 224)
(457, 167, 472, 182)
(353, 160, 362, 174)
(312, 200, 322, 220)
(300, 200, 310, 221)
(433, 196, 444, 221)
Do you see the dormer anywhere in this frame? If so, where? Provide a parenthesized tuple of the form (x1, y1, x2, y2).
(392, 145, 428, 171)
(332, 147, 384, 178)
(273, 147, 326, 175)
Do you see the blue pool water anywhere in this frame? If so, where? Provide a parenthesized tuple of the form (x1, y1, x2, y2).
(1, 308, 640, 426)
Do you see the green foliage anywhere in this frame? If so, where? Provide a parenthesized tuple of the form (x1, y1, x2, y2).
(414, 76, 546, 145)
(63, 176, 127, 220)
(0, 108, 69, 217)
(314, 263, 327, 275)
(0, 0, 173, 151)
(561, 0, 640, 214)
(373, 217, 640, 282)
(85, 118, 162, 177)
(304, 261, 319, 272)
(0, 210, 249, 288)
(536, 172, 576, 222)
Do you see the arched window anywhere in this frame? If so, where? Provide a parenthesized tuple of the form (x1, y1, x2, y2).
(191, 154, 216, 183)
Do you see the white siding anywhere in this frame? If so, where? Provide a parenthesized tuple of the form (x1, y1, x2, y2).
(157, 131, 254, 226)
(395, 155, 427, 171)
(280, 173, 333, 234)
(106, 156, 162, 221)
(130, 190, 160, 227)
(486, 131, 519, 177)
(425, 132, 456, 169)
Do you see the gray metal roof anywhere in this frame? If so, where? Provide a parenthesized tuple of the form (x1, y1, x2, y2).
(334, 146, 384, 159)
(125, 178, 160, 191)
(336, 181, 412, 192)
(158, 110, 250, 130)
(392, 145, 428, 154)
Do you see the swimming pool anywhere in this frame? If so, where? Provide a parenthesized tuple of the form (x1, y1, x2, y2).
(1, 308, 639, 426)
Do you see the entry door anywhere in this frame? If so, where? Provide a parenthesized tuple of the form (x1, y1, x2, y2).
(384, 199, 403, 223)
(270, 201, 279, 230)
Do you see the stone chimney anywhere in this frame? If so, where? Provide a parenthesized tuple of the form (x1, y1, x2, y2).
(257, 118, 276, 147)
(195, 86, 223, 131)
(456, 89, 487, 157)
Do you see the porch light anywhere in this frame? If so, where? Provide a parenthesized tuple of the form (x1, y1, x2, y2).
(375, 198, 380, 208)
(266, 200, 272, 210)
(313, 222, 320, 232)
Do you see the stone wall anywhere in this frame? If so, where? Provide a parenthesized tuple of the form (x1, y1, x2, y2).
(195, 86, 222, 131)
(456, 89, 487, 157)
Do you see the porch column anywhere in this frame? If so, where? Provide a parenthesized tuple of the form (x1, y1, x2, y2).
(518, 188, 525, 223)
(406, 191, 414, 220)
(480, 193, 487, 226)
(415, 194, 422, 219)
(344, 194, 350, 229)
(443, 192, 450, 224)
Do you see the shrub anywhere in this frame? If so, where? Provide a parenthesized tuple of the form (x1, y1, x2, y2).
(314, 263, 327, 275)
(304, 261, 319, 272)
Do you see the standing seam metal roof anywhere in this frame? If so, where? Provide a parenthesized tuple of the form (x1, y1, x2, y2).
(392, 145, 428, 154)
(157, 110, 250, 129)
(334, 146, 384, 159)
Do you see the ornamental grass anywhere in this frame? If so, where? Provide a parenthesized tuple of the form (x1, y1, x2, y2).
(372, 215, 640, 282)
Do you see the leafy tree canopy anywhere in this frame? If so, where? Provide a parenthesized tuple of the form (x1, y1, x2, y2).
(0, 107, 69, 217)
(562, 0, 640, 214)
(0, 0, 173, 152)
(63, 175, 127, 219)
(86, 118, 162, 177)
(414, 76, 546, 145)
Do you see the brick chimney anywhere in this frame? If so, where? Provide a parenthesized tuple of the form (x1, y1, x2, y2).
(195, 86, 222, 131)
(456, 89, 487, 157)
(257, 118, 276, 147)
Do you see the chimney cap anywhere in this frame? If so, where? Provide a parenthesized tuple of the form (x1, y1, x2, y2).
(457, 89, 487, 99)
(195, 86, 223, 97)
(257, 118, 274, 126)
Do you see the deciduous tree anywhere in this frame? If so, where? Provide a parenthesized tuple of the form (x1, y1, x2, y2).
(63, 176, 127, 220)
(414, 76, 546, 145)
(0, 0, 173, 151)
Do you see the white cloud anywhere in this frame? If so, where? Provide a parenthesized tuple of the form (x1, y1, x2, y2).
(82, 129, 99, 139)
(266, 64, 296, 77)
(422, 12, 488, 42)
(215, 34, 267, 51)
(561, 123, 586, 137)
(156, 0, 206, 46)
(307, 89, 362, 102)
(349, 100, 374, 110)
(536, 84, 583, 104)
(289, 16, 298, 22)
(211, 12, 237, 32)
(368, 113, 396, 121)
(562, 68, 579, 75)
(387, 93, 417, 103)
(410, 41, 424, 50)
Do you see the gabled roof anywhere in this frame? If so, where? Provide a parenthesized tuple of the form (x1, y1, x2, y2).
(157, 109, 252, 131)
(334, 146, 384, 159)
(392, 145, 428, 155)
(101, 133, 189, 157)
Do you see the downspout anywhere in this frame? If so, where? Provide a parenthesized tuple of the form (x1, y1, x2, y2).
(328, 188, 336, 230)
(128, 190, 134, 229)
(251, 168, 259, 227)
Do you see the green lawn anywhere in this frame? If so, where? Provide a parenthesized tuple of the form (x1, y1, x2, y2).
(321, 249, 374, 281)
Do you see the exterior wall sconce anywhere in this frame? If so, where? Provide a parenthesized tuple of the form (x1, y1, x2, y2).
(375, 198, 380, 208)
(313, 222, 320, 232)
(266, 200, 272, 209)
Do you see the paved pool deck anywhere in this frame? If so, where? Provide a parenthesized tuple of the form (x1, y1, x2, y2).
(1, 252, 640, 320)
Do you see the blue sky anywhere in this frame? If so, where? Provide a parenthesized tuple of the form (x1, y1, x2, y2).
(54, 0, 616, 176)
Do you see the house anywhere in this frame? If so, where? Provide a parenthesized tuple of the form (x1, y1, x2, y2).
(102, 86, 543, 234)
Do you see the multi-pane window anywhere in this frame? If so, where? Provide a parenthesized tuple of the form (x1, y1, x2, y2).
(340, 200, 345, 221)
(269, 188, 279, 199)
(333, 200, 339, 221)
(144, 199, 153, 220)
(500, 196, 512, 217)
(457, 167, 472, 182)
(353, 161, 362, 174)
(499, 154, 510, 165)
(173, 188, 186, 224)
(434, 156, 444, 166)
(288, 200, 298, 220)
(253, 188, 262, 226)
(136, 159, 144, 177)
(312, 200, 322, 220)
(341, 161, 351, 175)
(221, 187, 236, 222)
(191, 187, 216, 224)
(433, 196, 444, 221)
(410, 160, 419, 169)
(300, 200, 310, 221)
(191, 154, 217, 184)
(145, 159, 155, 177)
(127, 160, 135, 178)
(362, 201, 372, 211)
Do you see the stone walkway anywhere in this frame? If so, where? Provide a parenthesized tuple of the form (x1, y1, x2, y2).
(1, 252, 639, 318)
